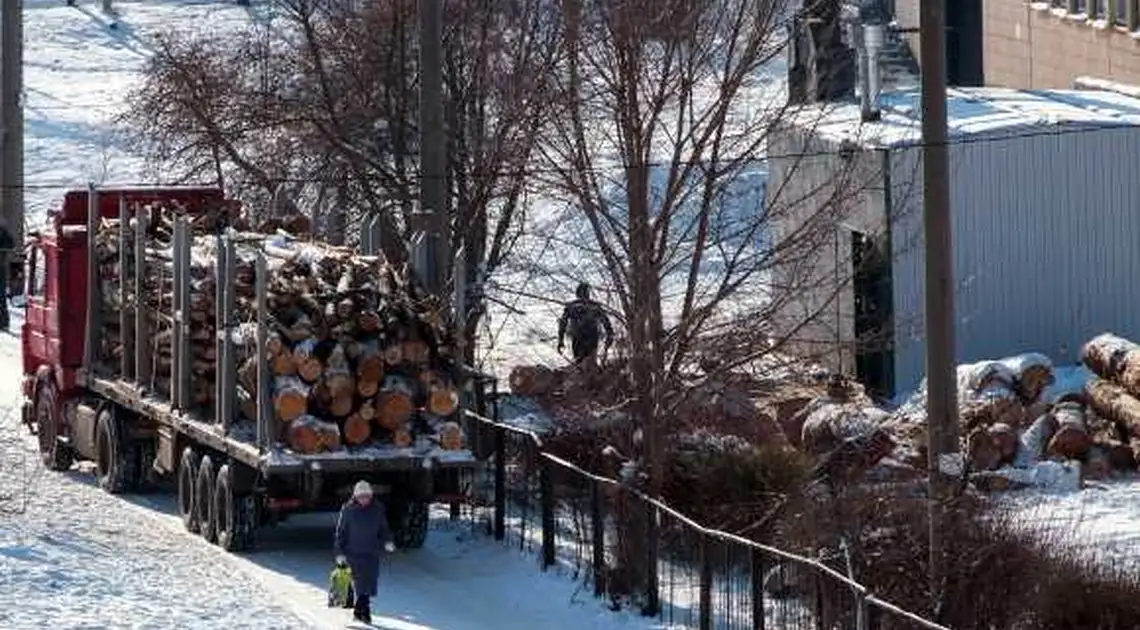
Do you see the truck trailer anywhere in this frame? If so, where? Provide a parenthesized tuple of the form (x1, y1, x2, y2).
(21, 185, 481, 551)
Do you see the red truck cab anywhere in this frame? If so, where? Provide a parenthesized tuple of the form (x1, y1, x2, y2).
(22, 186, 226, 466)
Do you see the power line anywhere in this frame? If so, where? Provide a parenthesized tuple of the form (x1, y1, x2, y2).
(6, 113, 1133, 194)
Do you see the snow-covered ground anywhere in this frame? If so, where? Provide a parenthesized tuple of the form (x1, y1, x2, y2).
(23, 0, 257, 223)
(0, 325, 669, 628)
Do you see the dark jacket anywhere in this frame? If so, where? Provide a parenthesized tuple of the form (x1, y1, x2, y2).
(558, 299, 613, 345)
(334, 498, 394, 597)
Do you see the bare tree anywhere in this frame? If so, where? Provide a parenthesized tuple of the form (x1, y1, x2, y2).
(122, 0, 561, 356)
(505, 0, 884, 607)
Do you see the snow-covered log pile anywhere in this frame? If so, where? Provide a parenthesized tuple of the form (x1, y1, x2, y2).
(1079, 333, 1140, 471)
(887, 349, 1131, 490)
(508, 359, 795, 448)
(93, 206, 463, 455)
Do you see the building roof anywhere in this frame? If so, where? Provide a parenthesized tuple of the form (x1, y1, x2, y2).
(792, 86, 1140, 149)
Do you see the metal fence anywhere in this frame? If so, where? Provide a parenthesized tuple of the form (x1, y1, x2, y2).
(455, 385, 951, 630)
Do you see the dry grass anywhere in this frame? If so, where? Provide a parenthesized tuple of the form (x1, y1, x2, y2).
(777, 485, 1140, 629)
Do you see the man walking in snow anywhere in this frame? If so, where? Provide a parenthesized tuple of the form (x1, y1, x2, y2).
(335, 480, 395, 624)
(557, 282, 613, 365)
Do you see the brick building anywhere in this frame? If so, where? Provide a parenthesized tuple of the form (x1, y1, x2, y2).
(895, 0, 1140, 89)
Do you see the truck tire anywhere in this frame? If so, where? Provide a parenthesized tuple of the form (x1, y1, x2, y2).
(196, 455, 218, 543)
(212, 463, 254, 552)
(390, 500, 429, 549)
(178, 447, 201, 533)
(34, 380, 73, 472)
(95, 408, 137, 494)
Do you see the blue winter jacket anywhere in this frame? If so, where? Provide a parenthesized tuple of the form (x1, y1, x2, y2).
(334, 498, 394, 597)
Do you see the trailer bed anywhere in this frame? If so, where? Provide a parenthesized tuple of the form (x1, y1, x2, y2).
(90, 377, 478, 476)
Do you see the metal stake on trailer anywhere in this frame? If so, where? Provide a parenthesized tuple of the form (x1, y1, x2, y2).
(82, 184, 100, 383)
(118, 195, 133, 381)
(218, 232, 237, 435)
(255, 251, 272, 451)
(173, 216, 192, 410)
(171, 218, 183, 407)
(134, 209, 151, 391)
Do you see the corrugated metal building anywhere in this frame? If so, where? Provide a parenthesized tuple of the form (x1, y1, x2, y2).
(767, 86, 1140, 398)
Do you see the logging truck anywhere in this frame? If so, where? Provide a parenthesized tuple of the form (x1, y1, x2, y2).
(20, 186, 482, 551)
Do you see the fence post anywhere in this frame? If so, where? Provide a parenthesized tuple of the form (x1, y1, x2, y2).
(751, 548, 766, 630)
(698, 536, 712, 630)
(591, 479, 605, 597)
(644, 501, 660, 616)
(540, 455, 556, 570)
(865, 600, 880, 630)
(857, 595, 870, 630)
(494, 426, 506, 541)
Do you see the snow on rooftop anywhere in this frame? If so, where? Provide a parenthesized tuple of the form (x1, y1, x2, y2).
(790, 86, 1140, 149)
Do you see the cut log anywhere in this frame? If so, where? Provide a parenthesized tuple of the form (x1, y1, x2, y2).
(1081, 333, 1139, 381)
(1014, 414, 1058, 468)
(509, 365, 556, 397)
(427, 383, 460, 417)
(1085, 378, 1140, 440)
(967, 428, 1002, 472)
(357, 400, 376, 422)
(274, 376, 312, 423)
(287, 415, 341, 454)
(382, 344, 404, 366)
(438, 421, 464, 450)
(329, 391, 355, 418)
(293, 337, 323, 383)
(392, 427, 413, 448)
(272, 351, 296, 376)
(343, 413, 371, 445)
(356, 343, 384, 384)
(1001, 353, 1054, 405)
(987, 422, 1019, 463)
(402, 339, 431, 366)
(358, 377, 379, 398)
(377, 375, 416, 431)
(1047, 402, 1091, 460)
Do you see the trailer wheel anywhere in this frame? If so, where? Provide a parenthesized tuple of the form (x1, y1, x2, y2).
(390, 500, 429, 549)
(34, 380, 73, 472)
(213, 463, 254, 552)
(95, 408, 135, 494)
(197, 455, 218, 543)
(178, 447, 201, 533)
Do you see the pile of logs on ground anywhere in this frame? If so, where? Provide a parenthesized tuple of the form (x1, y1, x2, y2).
(93, 205, 464, 455)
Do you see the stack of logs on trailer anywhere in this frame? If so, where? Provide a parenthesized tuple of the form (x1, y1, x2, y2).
(92, 203, 464, 455)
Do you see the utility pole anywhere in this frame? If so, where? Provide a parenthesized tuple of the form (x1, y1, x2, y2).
(419, 0, 448, 297)
(919, 0, 959, 616)
(0, 0, 23, 331)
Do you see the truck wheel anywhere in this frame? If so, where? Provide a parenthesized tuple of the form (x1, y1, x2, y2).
(178, 447, 201, 533)
(390, 500, 429, 549)
(34, 380, 73, 472)
(213, 463, 254, 552)
(196, 455, 218, 543)
(95, 408, 136, 494)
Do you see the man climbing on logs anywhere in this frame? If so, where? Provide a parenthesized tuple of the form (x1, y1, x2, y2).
(557, 282, 614, 365)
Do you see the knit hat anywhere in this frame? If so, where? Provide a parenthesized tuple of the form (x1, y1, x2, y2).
(352, 480, 373, 499)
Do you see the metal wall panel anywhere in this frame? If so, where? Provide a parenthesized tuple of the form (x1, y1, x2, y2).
(889, 125, 1140, 394)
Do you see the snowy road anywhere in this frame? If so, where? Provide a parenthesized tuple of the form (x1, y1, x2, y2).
(0, 324, 668, 630)
(0, 317, 664, 629)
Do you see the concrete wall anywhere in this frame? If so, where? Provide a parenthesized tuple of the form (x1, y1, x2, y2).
(765, 126, 888, 376)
